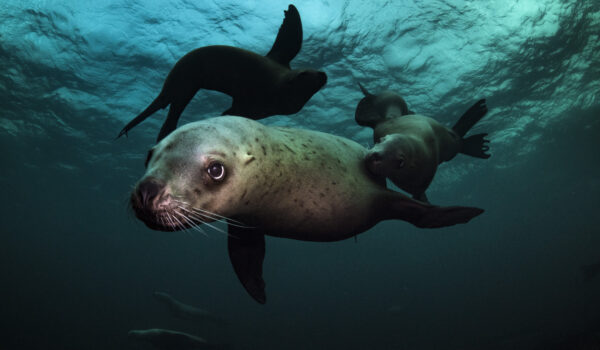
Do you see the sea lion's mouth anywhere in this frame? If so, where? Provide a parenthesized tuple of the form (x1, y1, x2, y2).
(136, 209, 187, 232)
(130, 180, 249, 234)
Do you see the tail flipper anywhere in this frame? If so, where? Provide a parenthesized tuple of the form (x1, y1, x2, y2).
(117, 94, 169, 139)
(461, 133, 491, 159)
(452, 99, 488, 137)
(414, 205, 484, 228)
(386, 192, 484, 228)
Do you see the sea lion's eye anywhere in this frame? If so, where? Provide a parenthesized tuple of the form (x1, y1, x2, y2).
(207, 162, 226, 181)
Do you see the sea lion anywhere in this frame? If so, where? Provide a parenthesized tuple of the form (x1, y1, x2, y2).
(129, 116, 484, 304)
(356, 84, 490, 203)
(153, 291, 226, 324)
(128, 329, 218, 350)
(117, 4, 327, 142)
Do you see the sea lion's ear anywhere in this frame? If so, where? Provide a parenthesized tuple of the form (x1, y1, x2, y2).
(266, 4, 302, 68)
(227, 226, 266, 304)
(358, 82, 373, 97)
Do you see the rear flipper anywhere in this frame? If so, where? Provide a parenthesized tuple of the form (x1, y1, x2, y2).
(461, 133, 491, 159)
(387, 192, 484, 228)
(452, 99, 488, 137)
(415, 205, 484, 228)
(156, 94, 195, 142)
(117, 93, 169, 139)
(452, 99, 491, 159)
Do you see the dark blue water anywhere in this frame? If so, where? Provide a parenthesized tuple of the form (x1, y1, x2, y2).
(1, 1, 599, 349)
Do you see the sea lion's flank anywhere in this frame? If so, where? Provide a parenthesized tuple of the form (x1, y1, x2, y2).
(129, 116, 484, 304)
(128, 329, 215, 350)
(356, 84, 490, 203)
(117, 4, 327, 142)
(153, 292, 226, 324)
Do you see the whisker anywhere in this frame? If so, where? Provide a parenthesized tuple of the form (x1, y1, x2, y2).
(176, 212, 208, 237)
(184, 211, 230, 237)
(169, 213, 193, 238)
(176, 205, 232, 228)
(173, 199, 249, 227)
(165, 213, 175, 228)
(191, 207, 249, 226)
(178, 204, 226, 222)
(170, 213, 186, 231)
(182, 206, 253, 229)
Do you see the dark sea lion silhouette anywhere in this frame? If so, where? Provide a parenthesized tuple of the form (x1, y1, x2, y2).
(128, 329, 219, 350)
(117, 4, 327, 142)
(356, 84, 490, 203)
(152, 291, 226, 324)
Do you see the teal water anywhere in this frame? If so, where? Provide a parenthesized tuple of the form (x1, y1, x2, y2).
(1, 1, 599, 349)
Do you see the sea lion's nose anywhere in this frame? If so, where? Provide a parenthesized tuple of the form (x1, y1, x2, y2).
(136, 179, 164, 207)
(319, 71, 328, 85)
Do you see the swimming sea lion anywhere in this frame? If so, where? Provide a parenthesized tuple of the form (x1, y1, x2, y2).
(117, 4, 327, 142)
(129, 116, 484, 304)
(356, 84, 490, 203)
(128, 329, 217, 350)
(153, 291, 226, 324)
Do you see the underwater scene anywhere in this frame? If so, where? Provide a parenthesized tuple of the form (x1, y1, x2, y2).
(1, 0, 599, 349)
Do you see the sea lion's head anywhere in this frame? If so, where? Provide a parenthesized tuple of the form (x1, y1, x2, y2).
(365, 134, 416, 180)
(277, 69, 327, 114)
(355, 85, 413, 128)
(376, 91, 412, 119)
(130, 121, 248, 231)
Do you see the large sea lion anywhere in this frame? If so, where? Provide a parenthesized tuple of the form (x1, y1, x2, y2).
(153, 291, 226, 324)
(356, 84, 490, 203)
(117, 4, 327, 142)
(129, 116, 484, 304)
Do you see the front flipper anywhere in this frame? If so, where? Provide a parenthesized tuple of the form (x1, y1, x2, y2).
(117, 94, 169, 139)
(156, 94, 195, 142)
(266, 5, 302, 68)
(227, 225, 266, 304)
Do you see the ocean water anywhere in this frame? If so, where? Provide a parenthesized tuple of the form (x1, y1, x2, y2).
(1, 0, 599, 349)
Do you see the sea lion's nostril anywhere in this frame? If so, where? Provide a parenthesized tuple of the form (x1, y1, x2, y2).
(137, 180, 163, 207)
